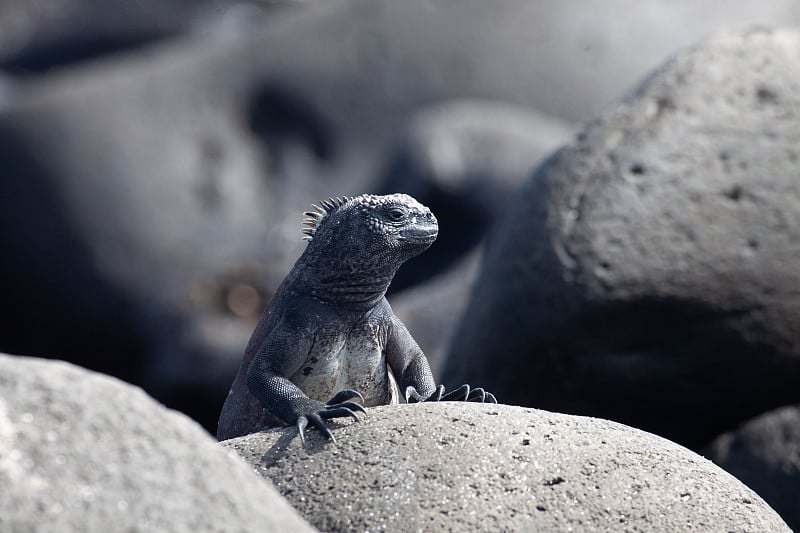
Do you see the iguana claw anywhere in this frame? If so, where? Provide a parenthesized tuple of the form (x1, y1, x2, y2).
(297, 414, 336, 443)
(326, 389, 365, 406)
(405, 384, 497, 404)
(296, 390, 367, 443)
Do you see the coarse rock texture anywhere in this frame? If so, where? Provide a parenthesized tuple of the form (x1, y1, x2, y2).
(0, 353, 315, 533)
(445, 28, 800, 449)
(705, 404, 800, 531)
(222, 402, 789, 532)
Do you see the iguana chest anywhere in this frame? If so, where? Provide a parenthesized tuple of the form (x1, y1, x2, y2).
(289, 319, 400, 407)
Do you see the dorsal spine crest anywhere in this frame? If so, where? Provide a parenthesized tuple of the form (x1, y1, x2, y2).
(301, 196, 351, 240)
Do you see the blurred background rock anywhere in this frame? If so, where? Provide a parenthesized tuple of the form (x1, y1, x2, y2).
(1, 1, 798, 527)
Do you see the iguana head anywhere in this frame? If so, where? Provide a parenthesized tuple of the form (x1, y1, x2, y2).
(298, 193, 438, 304)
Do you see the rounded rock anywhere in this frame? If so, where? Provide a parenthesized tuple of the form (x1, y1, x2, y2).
(0, 353, 315, 533)
(705, 404, 800, 531)
(445, 28, 800, 448)
(223, 402, 789, 532)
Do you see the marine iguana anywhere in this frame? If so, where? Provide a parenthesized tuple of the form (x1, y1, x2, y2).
(217, 193, 496, 442)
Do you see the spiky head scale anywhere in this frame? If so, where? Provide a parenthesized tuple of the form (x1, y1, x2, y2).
(301, 196, 351, 240)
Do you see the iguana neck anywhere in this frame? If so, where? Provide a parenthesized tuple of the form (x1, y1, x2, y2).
(293, 261, 398, 311)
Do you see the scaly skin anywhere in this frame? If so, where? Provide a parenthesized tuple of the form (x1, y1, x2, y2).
(217, 194, 496, 443)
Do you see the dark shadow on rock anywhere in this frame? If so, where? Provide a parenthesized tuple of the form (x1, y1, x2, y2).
(1, 31, 174, 76)
(0, 124, 146, 383)
(259, 425, 338, 462)
(498, 295, 789, 448)
(247, 82, 336, 172)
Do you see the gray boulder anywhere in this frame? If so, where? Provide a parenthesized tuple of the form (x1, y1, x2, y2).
(385, 100, 573, 373)
(223, 402, 789, 532)
(445, 28, 800, 448)
(0, 353, 315, 533)
(705, 404, 800, 531)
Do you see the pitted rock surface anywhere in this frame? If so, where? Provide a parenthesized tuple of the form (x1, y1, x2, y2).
(446, 28, 800, 448)
(222, 402, 789, 532)
(0, 353, 315, 533)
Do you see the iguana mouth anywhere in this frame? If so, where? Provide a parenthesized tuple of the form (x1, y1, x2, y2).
(400, 224, 438, 242)
(400, 231, 438, 244)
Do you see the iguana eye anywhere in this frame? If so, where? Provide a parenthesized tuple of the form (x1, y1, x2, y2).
(387, 207, 406, 221)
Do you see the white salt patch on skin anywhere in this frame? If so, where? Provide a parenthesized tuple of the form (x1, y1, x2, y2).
(291, 318, 398, 407)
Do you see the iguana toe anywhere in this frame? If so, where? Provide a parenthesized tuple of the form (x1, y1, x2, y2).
(467, 387, 485, 402)
(295, 394, 368, 444)
(465, 387, 497, 402)
(328, 401, 367, 416)
(407, 384, 498, 404)
(320, 406, 362, 422)
(440, 383, 471, 401)
(485, 392, 497, 404)
(296, 416, 309, 443)
(297, 412, 337, 444)
(326, 389, 365, 405)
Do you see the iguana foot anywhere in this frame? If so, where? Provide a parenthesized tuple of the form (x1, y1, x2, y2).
(405, 384, 497, 404)
(296, 389, 367, 444)
(438, 384, 497, 403)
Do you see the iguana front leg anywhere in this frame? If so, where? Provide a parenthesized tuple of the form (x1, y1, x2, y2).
(385, 314, 497, 404)
(246, 329, 366, 443)
(247, 370, 366, 442)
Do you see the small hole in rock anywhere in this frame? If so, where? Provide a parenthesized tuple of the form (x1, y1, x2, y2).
(656, 97, 675, 114)
(724, 186, 742, 201)
(755, 86, 778, 104)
